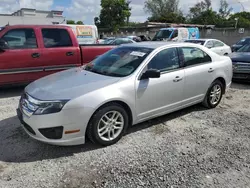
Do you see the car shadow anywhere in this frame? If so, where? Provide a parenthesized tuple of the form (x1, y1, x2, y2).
(0, 86, 24, 99)
(0, 104, 207, 163)
(231, 81, 250, 90)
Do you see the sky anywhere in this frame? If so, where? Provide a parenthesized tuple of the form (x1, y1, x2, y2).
(0, 0, 249, 24)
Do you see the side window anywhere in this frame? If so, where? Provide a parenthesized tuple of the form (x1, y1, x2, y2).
(148, 48, 180, 72)
(1, 29, 37, 49)
(213, 40, 224, 47)
(179, 47, 212, 67)
(42, 28, 73, 48)
(171, 30, 178, 39)
(205, 41, 214, 48)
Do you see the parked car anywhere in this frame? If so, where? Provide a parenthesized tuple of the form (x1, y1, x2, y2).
(138, 35, 151, 41)
(231, 37, 250, 52)
(98, 37, 116, 44)
(185, 39, 232, 56)
(107, 38, 136, 45)
(17, 42, 232, 146)
(152, 27, 199, 41)
(229, 44, 250, 82)
(126, 36, 141, 42)
(0, 24, 115, 87)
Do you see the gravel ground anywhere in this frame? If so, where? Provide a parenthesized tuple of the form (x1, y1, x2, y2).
(0, 82, 249, 188)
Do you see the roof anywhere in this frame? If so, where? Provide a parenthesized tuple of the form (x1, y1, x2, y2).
(121, 41, 200, 49)
(4, 24, 71, 29)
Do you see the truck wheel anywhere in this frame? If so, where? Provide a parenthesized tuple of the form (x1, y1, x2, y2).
(202, 80, 223, 109)
(87, 103, 129, 146)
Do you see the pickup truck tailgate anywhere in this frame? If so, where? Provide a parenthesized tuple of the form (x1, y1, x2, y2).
(80, 45, 116, 65)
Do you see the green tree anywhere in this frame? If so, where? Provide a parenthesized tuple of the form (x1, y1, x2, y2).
(94, 17, 100, 26)
(66, 20, 75, 24)
(144, 0, 184, 23)
(229, 12, 250, 28)
(99, 0, 132, 31)
(76, 21, 84, 25)
(188, 0, 220, 25)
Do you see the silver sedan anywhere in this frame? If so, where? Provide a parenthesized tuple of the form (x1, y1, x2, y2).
(17, 42, 233, 146)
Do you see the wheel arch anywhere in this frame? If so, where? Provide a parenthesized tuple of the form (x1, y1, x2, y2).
(213, 77, 226, 94)
(86, 100, 134, 131)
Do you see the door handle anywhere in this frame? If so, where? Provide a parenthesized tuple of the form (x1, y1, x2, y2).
(31, 53, 40, 58)
(208, 68, 214, 73)
(66, 52, 74, 56)
(173, 76, 183, 82)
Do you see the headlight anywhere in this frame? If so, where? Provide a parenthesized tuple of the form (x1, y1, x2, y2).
(34, 100, 69, 115)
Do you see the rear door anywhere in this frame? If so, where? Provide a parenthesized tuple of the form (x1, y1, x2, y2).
(178, 46, 215, 105)
(211, 40, 226, 55)
(40, 28, 80, 76)
(0, 27, 44, 85)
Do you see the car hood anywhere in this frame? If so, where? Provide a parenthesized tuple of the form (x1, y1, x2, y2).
(229, 52, 250, 63)
(25, 67, 121, 101)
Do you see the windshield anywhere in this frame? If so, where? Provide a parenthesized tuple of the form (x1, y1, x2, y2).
(236, 38, 249, 45)
(153, 30, 172, 41)
(185, 40, 205, 45)
(237, 44, 250, 52)
(83, 46, 153, 77)
(104, 39, 114, 44)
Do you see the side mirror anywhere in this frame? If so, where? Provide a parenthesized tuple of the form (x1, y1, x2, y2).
(0, 39, 9, 51)
(140, 69, 161, 80)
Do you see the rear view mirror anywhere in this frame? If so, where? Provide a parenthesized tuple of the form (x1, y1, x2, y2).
(140, 69, 161, 80)
(0, 39, 9, 51)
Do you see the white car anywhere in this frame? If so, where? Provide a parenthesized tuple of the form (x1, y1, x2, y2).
(185, 39, 232, 56)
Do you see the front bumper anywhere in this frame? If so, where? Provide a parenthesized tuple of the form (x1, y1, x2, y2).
(16, 102, 91, 146)
(232, 72, 250, 82)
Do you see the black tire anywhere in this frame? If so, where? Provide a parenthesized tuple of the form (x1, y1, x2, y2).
(86, 103, 129, 146)
(202, 80, 223, 109)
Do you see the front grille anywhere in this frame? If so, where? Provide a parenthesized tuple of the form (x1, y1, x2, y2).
(234, 62, 250, 73)
(39, 126, 63, 139)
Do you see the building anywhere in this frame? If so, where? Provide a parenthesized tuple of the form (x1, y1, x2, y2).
(0, 8, 66, 26)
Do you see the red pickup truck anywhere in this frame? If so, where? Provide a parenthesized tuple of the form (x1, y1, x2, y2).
(0, 25, 115, 86)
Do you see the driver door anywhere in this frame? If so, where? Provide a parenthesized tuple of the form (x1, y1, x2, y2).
(135, 47, 185, 122)
(0, 28, 43, 85)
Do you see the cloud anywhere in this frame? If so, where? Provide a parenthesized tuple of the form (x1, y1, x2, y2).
(1, 0, 250, 24)
(65, 0, 101, 23)
(0, 0, 53, 14)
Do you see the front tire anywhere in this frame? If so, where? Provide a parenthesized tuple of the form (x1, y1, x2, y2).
(87, 103, 129, 146)
(202, 80, 223, 108)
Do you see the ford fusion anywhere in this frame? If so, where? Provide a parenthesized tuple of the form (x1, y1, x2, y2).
(17, 42, 232, 146)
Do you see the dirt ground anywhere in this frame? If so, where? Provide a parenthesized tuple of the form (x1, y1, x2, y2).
(0, 82, 249, 188)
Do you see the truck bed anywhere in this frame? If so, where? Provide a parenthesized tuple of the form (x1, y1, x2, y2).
(80, 45, 116, 64)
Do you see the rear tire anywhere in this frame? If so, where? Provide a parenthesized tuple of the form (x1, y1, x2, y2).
(202, 80, 223, 109)
(87, 103, 129, 146)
